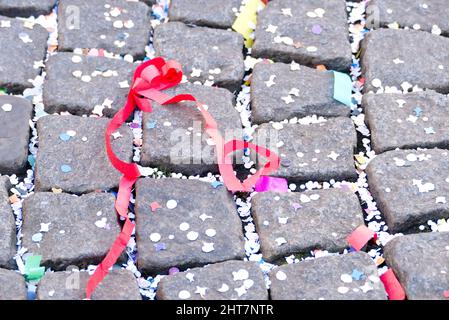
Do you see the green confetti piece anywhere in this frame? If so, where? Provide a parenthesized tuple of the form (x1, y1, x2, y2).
(28, 155, 35, 169)
(24, 255, 45, 281)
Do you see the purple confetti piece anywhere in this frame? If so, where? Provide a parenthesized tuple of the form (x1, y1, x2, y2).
(311, 25, 322, 35)
(169, 267, 180, 275)
(292, 203, 302, 211)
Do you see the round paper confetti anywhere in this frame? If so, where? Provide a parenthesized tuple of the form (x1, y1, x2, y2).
(186, 231, 199, 241)
(276, 271, 287, 281)
(205, 229, 216, 237)
(167, 200, 178, 209)
(178, 290, 191, 299)
(179, 222, 190, 231)
(150, 233, 161, 242)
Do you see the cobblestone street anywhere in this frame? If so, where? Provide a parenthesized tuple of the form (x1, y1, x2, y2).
(0, 0, 448, 301)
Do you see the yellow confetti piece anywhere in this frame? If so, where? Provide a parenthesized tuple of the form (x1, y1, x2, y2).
(232, 0, 266, 47)
(51, 188, 63, 194)
(355, 154, 366, 165)
(375, 256, 385, 266)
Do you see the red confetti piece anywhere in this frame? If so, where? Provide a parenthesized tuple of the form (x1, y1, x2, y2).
(85, 57, 280, 299)
(150, 201, 162, 212)
(346, 225, 376, 251)
(380, 268, 406, 300)
(444, 290, 449, 298)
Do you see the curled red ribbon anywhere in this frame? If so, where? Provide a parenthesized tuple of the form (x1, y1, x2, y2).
(85, 57, 280, 299)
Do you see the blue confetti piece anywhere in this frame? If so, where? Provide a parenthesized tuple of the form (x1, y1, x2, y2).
(332, 71, 353, 107)
(414, 107, 423, 117)
(351, 269, 365, 281)
(146, 120, 157, 129)
(155, 243, 166, 251)
(60, 164, 72, 173)
(211, 181, 223, 189)
(59, 133, 71, 141)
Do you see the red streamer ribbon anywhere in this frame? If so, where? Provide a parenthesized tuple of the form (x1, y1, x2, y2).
(380, 268, 406, 300)
(85, 57, 280, 299)
(346, 224, 377, 251)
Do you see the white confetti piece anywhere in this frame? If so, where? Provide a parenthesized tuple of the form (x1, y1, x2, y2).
(265, 75, 276, 87)
(290, 61, 300, 71)
(186, 273, 195, 282)
(205, 229, 216, 237)
(178, 290, 191, 299)
(81, 75, 92, 83)
(281, 95, 294, 104)
(217, 283, 229, 293)
(167, 200, 178, 209)
(199, 213, 212, 221)
(281, 8, 293, 17)
(327, 151, 340, 161)
(95, 218, 107, 229)
(150, 233, 161, 242)
(340, 274, 352, 283)
(179, 222, 190, 231)
(337, 286, 349, 294)
(276, 271, 287, 281)
(186, 231, 199, 241)
(195, 286, 207, 297)
(275, 237, 287, 246)
(265, 24, 278, 33)
(119, 80, 130, 88)
(202, 242, 214, 253)
(0, 20, 11, 28)
(40, 223, 51, 233)
(71, 55, 82, 63)
(232, 269, 249, 281)
(436, 197, 446, 204)
(278, 217, 288, 224)
(190, 68, 202, 78)
(1, 104, 12, 112)
(234, 285, 247, 297)
(19, 32, 33, 43)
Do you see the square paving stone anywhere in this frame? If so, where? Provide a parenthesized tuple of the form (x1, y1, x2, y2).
(168, 0, 241, 29)
(253, 117, 358, 182)
(22, 192, 121, 270)
(370, 0, 449, 36)
(0, 16, 48, 93)
(366, 149, 449, 233)
(269, 252, 387, 300)
(0, 269, 27, 300)
(364, 90, 449, 154)
(34, 114, 133, 194)
(0, 176, 15, 269)
(58, 0, 152, 58)
(252, 189, 364, 262)
(383, 232, 449, 300)
(140, 83, 243, 175)
(361, 29, 449, 93)
(135, 178, 245, 275)
(0, 96, 33, 175)
(153, 22, 245, 92)
(36, 269, 141, 300)
(251, 61, 351, 124)
(43, 52, 134, 117)
(252, 0, 352, 71)
(0, 0, 55, 17)
(157, 260, 268, 300)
